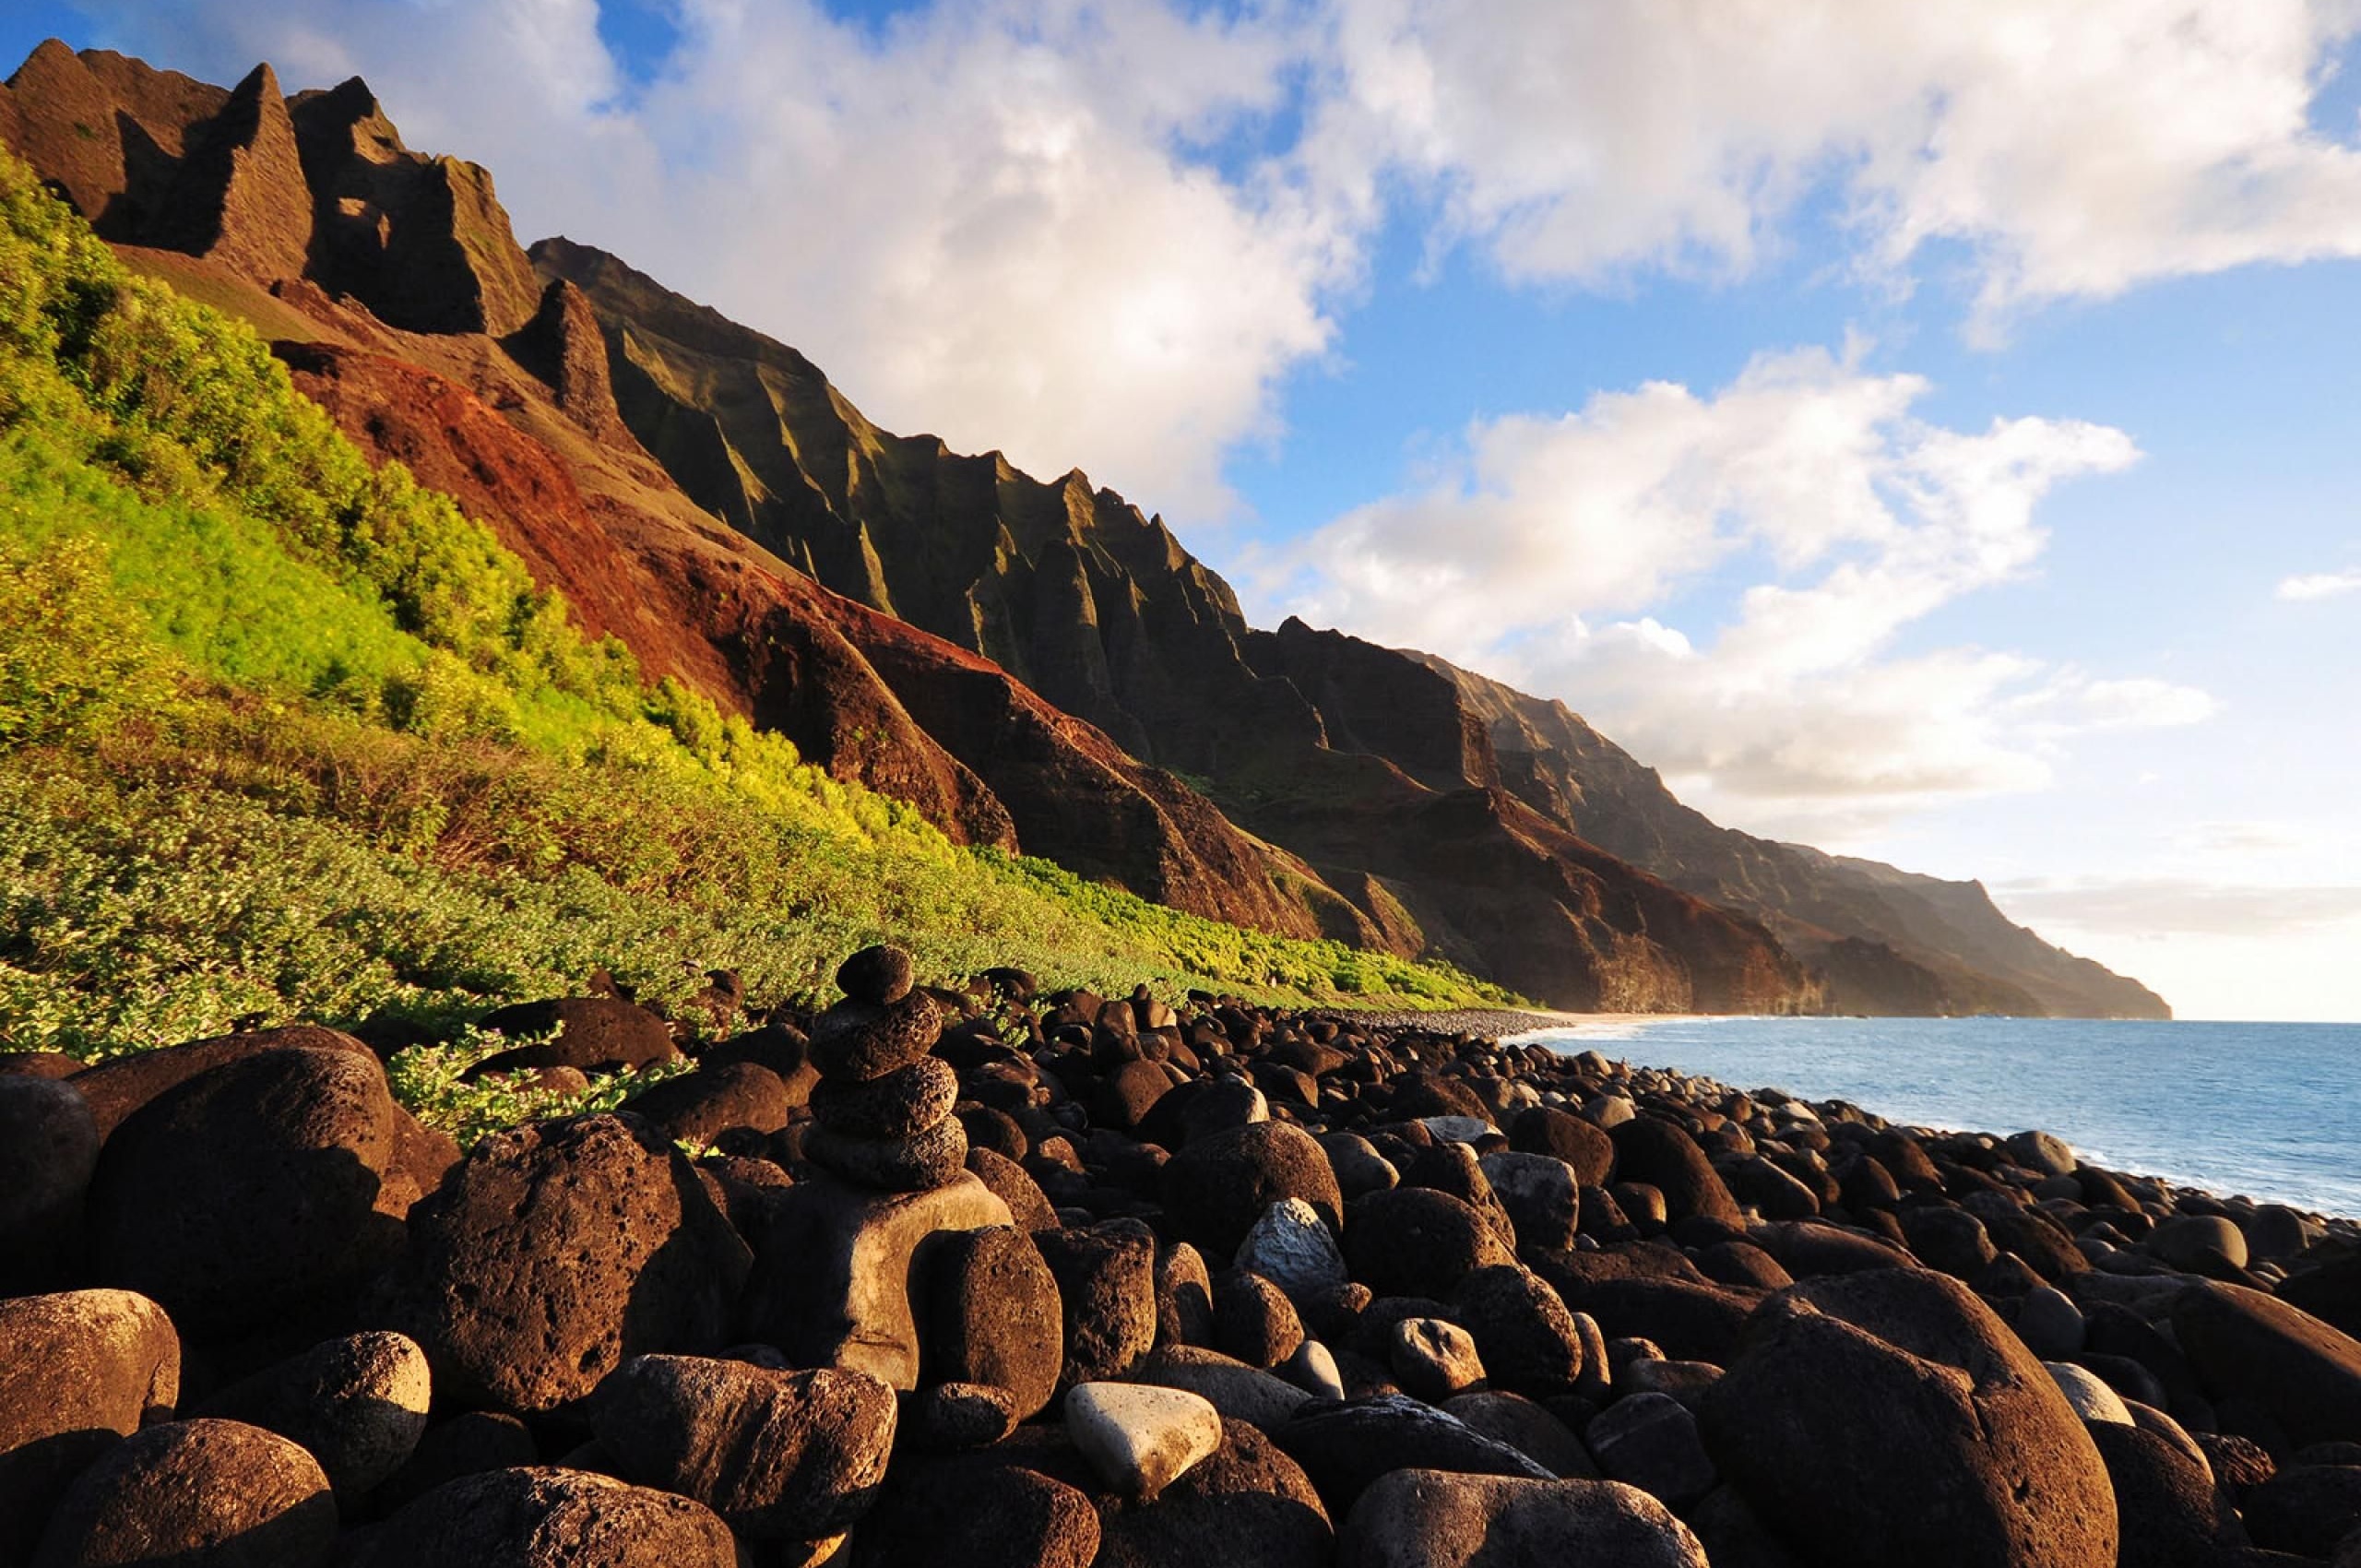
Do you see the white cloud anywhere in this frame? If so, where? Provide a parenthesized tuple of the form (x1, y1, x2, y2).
(2278, 567, 2361, 600)
(1995, 875, 2361, 936)
(1305, 0, 2361, 334)
(99, 0, 1346, 517)
(1244, 343, 2209, 832)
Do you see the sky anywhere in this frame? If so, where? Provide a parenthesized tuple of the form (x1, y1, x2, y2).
(9, 0, 2361, 1020)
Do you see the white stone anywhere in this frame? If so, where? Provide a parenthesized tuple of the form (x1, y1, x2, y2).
(1285, 1339, 1346, 1402)
(1064, 1382, 1222, 1498)
(1235, 1198, 1347, 1305)
(2044, 1361, 2133, 1425)
(1420, 1115, 1494, 1145)
(1584, 1095, 1636, 1130)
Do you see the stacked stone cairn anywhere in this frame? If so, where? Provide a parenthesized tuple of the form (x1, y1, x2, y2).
(802, 944, 966, 1192)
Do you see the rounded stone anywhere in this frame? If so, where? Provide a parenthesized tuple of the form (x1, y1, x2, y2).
(1161, 1122, 1345, 1258)
(1035, 1220, 1159, 1392)
(809, 992, 941, 1083)
(1339, 1469, 1708, 1568)
(367, 1112, 751, 1415)
(1586, 1393, 1717, 1509)
(1509, 1106, 1616, 1187)
(810, 1056, 958, 1142)
(2004, 1131, 2078, 1178)
(33, 1419, 335, 1568)
(359, 1467, 742, 1566)
(87, 1047, 395, 1337)
(1065, 1382, 1223, 1499)
(623, 1061, 793, 1145)
(1608, 1119, 1742, 1231)
(859, 1459, 1099, 1568)
(1452, 1265, 1586, 1398)
(590, 1355, 896, 1539)
(1390, 1317, 1487, 1402)
(1214, 1269, 1307, 1370)
(922, 1225, 1065, 1418)
(804, 1113, 968, 1193)
(2150, 1214, 2250, 1275)
(1343, 1187, 1516, 1300)
(0, 1289, 181, 1562)
(195, 1331, 432, 1500)
(836, 944, 916, 1006)
(469, 998, 680, 1075)
(2044, 1360, 2133, 1425)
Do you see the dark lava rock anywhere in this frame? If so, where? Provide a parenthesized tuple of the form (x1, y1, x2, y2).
(87, 1046, 395, 1337)
(0, 1075, 98, 1292)
(2174, 1282, 2361, 1447)
(0, 1289, 181, 1562)
(1510, 1106, 1616, 1187)
(1338, 1469, 1708, 1568)
(1213, 1269, 1306, 1370)
(359, 1466, 741, 1566)
(1036, 1220, 1159, 1393)
(2089, 1419, 2248, 1568)
(1899, 1205, 1999, 1280)
(1274, 1394, 1553, 1515)
(623, 1061, 793, 1145)
(368, 1112, 750, 1414)
(1452, 1265, 1585, 1398)
(969, 1146, 1059, 1231)
(2244, 1465, 2361, 1558)
(1342, 1188, 1515, 1300)
(1439, 1390, 1597, 1479)
(1522, 1255, 1755, 1366)
(906, 1381, 1024, 1451)
(32, 1418, 335, 1568)
(1699, 1267, 2117, 1568)
(1608, 1118, 1742, 1230)
(923, 1225, 1065, 1418)
(469, 997, 679, 1075)
(853, 1457, 1100, 1568)
(812, 1056, 959, 1141)
(1686, 1485, 1805, 1568)
(67, 1026, 380, 1141)
(1093, 1418, 1334, 1568)
(1160, 1122, 1344, 1258)
(837, 944, 916, 1006)
(590, 1354, 896, 1539)
(1586, 1391, 1716, 1509)
(805, 1113, 969, 1192)
(1155, 1241, 1216, 1350)
(373, 1411, 540, 1515)
(810, 992, 943, 1083)
(193, 1330, 431, 1502)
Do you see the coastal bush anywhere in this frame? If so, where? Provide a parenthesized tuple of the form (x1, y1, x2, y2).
(0, 144, 1514, 1071)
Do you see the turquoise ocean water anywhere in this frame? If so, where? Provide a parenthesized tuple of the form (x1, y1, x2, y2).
(1513, 1016, 2361, 1218)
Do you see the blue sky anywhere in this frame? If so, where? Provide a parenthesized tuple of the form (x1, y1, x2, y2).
(9, 1, 2361, 1018)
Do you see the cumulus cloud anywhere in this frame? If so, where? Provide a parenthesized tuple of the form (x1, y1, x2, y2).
(1243, 343, 2213, 831)
(2278, 567, 2361, 600)
(95, 0, 1345, 517)
(1305, 0, 2361, 334)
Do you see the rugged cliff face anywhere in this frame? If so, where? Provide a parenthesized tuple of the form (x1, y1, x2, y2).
(0, 40, 2165, 1016)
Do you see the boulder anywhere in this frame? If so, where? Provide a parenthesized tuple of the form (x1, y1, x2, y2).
(374, 1411, 540, 1515)
(2173, 1281, 2361, 1446)
(1440, 1390, 1596, 1479)
(1274, 1395, 1553, 1515)
(1700, 1268, 2116, 1568)
(967, 1146, 1058, 1232)
(1034, 1220, 1159, 1393)
(1090, 1418, 1334, 1568)
(1162, 1122, 1345, 1258)
(1342, 1188, 1515, 1300)
(32, 1419, 335, 1568)
(0, 1075, 98, 1291)
(67, 1027, 379, 1141)
(1509, 1107, 1616, 1187)
(2150, 1215, 2250, 1276)
(2244, 1465, 2361, 1559)
(1585, 1392, 1715, 1508)
(370, 1112, 751, 1413)
(1608, 1119, 1742, 1230)
(853, 1457, 1099, 1568)
(804, 1114, 969, 1193)
(1064, 1382, 1223, 1499)
(88, 1046, 395, 1338)
(469, 997, 679, 1075)
(1135, 1346, 1314, 1433)
(0, 1289, 181, 1562)
(1479, 1151, 1582, 1251)
(623, 1061, 794, 1145)
(194, 1331, 431, 1500)
(1338, 1469, 1708, 1568)
(2004, 1131, 2077, 1178)
(921, 1225, 1064, 1417)
(906, 1381, 1024, 1451)
(836, 944, 915, 1006)
(1155, 1241, 1217, 1348)
(1214, 1269, 1306, 1369)
(741, 1170, 1011, 1389)
(1390, 1317, 1487, 1401)
(1235, 1198, 1349, 1312)
(2045, 1360, 2133, 1425)
(1452, 1265, 1585, 1398)
(591, 1354, 896, 1539)
(2088, 1420, 2248, 1568)
(359, 1466, 742, 1566)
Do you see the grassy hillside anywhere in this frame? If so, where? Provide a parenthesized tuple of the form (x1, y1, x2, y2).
(0, 147, 1513, 1061)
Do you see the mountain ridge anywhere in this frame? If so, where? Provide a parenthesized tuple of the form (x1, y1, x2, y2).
(0, 39, 2166, 1016)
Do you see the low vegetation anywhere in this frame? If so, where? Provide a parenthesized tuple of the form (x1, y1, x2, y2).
(0, 146, 1512, 1068)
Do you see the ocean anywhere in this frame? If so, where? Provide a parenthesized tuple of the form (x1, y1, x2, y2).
(1512, 1016, 2361, 1219)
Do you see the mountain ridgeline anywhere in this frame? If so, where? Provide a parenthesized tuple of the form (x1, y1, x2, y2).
(0, 41, 2168, 1017)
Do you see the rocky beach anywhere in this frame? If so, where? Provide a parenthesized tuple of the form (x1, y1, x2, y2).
(5, 947, 2361, 1567)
